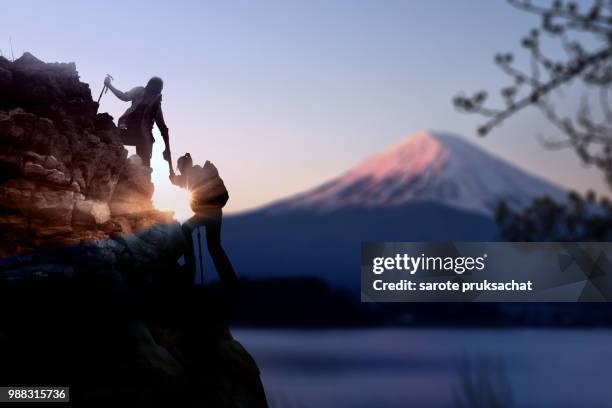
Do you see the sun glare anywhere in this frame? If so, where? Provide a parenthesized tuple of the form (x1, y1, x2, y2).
(152, 181, 194, 222)
(146, 144, 195, 222)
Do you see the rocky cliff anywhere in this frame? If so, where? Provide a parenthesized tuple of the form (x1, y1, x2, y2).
(0, 52, 187, 287)
(0, 52, 173, 258)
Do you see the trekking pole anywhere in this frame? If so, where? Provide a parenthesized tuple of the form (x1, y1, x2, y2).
(197, 226, 204, 285)
(96, 85, 106, 104)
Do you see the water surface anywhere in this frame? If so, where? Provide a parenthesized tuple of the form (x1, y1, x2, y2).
(233, 328, 612, 407)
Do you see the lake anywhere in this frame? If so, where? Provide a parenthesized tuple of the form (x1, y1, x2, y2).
(233, 328, 612, 408)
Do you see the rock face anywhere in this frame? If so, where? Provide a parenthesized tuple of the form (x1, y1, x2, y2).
(0, 52, 173, 257)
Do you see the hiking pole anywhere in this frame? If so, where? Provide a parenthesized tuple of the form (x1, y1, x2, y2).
(96, 85, 106, 104)
(97, 74, 114, 104)
(197, 226, 204, 285)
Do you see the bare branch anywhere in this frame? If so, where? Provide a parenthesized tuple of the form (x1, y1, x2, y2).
(454, 0, 612, 190)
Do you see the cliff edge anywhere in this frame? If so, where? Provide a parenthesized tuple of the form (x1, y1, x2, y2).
(0, 52, 173, 256)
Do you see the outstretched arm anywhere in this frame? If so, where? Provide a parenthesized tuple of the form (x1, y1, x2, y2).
(155, 103, 172, 164)
(106, 84, 131, 102)
(169, 173, 185, 188)
(104, 77, 131, 101)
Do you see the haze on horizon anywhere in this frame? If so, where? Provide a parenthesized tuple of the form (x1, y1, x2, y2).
(2, 0, 608, 218)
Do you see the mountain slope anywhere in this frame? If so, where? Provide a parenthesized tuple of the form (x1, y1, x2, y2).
(266, 130, 565, 216)
(223, 203, 498, 289)
(222, 131, 566, 289)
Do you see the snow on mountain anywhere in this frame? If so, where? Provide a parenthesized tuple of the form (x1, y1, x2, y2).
(269, 130, 566, 216)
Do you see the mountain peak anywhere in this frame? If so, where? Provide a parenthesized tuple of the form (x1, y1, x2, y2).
(269, 130, 566, 216)
(380, 129, 443, 154)
(353, 130, 450, 182)
(386, 130, 480, 155)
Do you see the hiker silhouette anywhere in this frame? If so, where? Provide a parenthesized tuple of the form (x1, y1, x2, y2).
(170, 153, 238, 291)
(166, 154, 268, 407)
(103, 75, 172, 169)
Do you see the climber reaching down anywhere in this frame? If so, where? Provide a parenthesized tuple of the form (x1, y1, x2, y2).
(103, 75, 172, 168)
(170, 153, 238, 291)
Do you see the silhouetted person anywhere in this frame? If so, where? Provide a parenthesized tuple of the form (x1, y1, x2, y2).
(104, 75, 172, 167)
(168, 154, 267, 407)
(170, 153, 238, 291)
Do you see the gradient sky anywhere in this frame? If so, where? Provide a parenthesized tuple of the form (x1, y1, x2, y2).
(3, 0, 607, 217)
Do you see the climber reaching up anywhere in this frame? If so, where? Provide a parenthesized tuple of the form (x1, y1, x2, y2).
(170, 153, 238, 291)
(103, 75, 172, 169)
(169, 153, 268, 407)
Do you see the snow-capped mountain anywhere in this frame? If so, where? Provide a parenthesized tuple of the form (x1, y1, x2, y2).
(269, 130, 566, 216)
(223, 130, 567, 289)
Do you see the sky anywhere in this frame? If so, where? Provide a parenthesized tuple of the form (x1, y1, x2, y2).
(3, 0, 608, 218)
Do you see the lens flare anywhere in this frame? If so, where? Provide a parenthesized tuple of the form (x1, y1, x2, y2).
(152, 180, 194, 221)
(148, 143, 194, 221)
